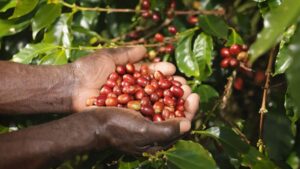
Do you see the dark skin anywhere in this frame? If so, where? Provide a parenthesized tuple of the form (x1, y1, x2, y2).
(0, 46, 199, 169)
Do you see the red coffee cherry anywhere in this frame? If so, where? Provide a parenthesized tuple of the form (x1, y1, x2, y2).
(172, 80, 182, 87)
(154, 71, 164, 80)
(164, 96, 175, 107)
(152, 12, 160, 22)
(170, 85, 184, 97)
(165, 44, 174, 54)
(174, 110, 185, 117)
(105, 97, 118, 106)
(168, 26, 177, 34)
(117, 94, 132, 104)
(150, 93, 159, 102)
(187, 15, 198, 25)
(123, 74, 135, 84)
(99, 85, 112, 95)
(164, 106, 175, 112)
(113, 86, 122, 95)
(162, 108, 171, 120)
(220, 48, 231, 58)
(154, 33, 164, 42)
(156, 89, 164, 97)
(106, 79, 117, 88)
(116, 65, 126, 75)
(135, 90, 146, 100)
(109, 72, 119, 81)
(142, 11, 151, 18)
(159, 79, 172, 89)
(229, 44, 241, 56)
(122, 85, 136, 94)
(107, 93, 117, 98)
(144, 84, 156, 95)
(133, 71, 142, 79)
(177, 98, 185, 105)
(141, 0, 150, 9)
(153, 101, 164, 113)
(127, 100, 141, 111)
(220, 58, 230, 68)
(229, 58, 239, 68)
(163, 89, 173, 97)
(153, 114, 163, 122)
(137, 77, 149, 87)
(125, 63, 135, 74)
(234, 77, 244, 91)
(176, 104, 185, 112)
(140, 64, 150, 75)
(241, 44, 248, 51)
(96, 94, 107, 106)
(141, 105, 155, 116)
(141, 96, 151, 106)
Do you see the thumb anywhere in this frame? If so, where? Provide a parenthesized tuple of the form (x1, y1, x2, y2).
(147, 119, 191, 144)
(96, 46, 147, 65)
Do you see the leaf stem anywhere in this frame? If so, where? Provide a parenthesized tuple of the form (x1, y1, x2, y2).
(58, 0, 225, 16)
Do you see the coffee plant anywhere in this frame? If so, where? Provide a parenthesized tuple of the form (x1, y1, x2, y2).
(0, 0, 300, 168)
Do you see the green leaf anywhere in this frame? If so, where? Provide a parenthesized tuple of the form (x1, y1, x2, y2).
(118, 160, 139, 169)
(225, 29, 244, 47)
(193, 32, 214, 81)
(39, 49, 67, 65)
(10, 0, 39, 19)
(0, 19, 30, 38)
(198, 15, 229, 39)
(32, 3, 61, 39)
(194, 127, 279, 169)
(194, 84, 219, 112)
(43, 13, 73, 59)
(249, 0, 300, 63)
(274, 25, 297, 76)
(175, 29, 200, 77)
(0, 0, 17, 12)
(285, 87, 300, 133)
(0, 124, 9, 134)
(165, 140, 218, 169)
(11, 43, 58, 64)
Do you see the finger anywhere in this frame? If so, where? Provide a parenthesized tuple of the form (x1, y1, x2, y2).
(184, 93, 200, 120)
(173, 76, 187, 85)
(135, 62, 176, 76)
(146, 119, 190, 144)
(96, 46, 147, 65)
(181, 85, 192, 99)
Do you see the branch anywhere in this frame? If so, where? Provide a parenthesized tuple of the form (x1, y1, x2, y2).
(257, 47, 276, 153)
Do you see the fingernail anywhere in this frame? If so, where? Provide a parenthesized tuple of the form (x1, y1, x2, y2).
(179, 120, 191, 134)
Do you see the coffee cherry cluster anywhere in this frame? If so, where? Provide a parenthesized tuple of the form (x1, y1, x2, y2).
(140, 0, 176, 21)
(87, 63, 186, 122)
(220, 44, 248, 69)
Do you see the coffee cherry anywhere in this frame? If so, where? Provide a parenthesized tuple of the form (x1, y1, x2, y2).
(177, 98, 185, 105)
(176, 104, 185, 112)
(153, 114, 163, 122)
(152, 12, 160, 22)
(220, 58, 230, 68)
(141, 0, 150, 9)
(140, 64, 150, 75)
(230, 44, 241, 56)
(144, 84, 156, 95)
(174, 110, 185, 117)
(117, 94, 131, 104)
(154, 33, 164, 42)
(123, 74, 135, 84)
(99, 85, 112, 95)
(105, 97, 118, 106)
(164, 96, 175, 107)
(187, 15, 198, 25)
(141, 11, 151, 18)
(237, 51, 248, 62)
(148, 50, 157, 60)
(141, 96, 151, 106)
(165, 44, 174, 54)
(153, 101, 164, 113)
(109, 72, 119, 81)
(150, 79, 159, 89)
(156, 89, 163, 97)
(112, 86, 122, 95)
(122, 85, 136, 94)
(116, 65, 126, 75)
(135, 90, 146, 100)
(165, 106, 175, 112)
(172, 80, 182, 87)
(126, 63, 135, 74)
(127, 100, 141, 110)
(168, 26, 177, 34)
(141, 105, 155, 116)
(234, 77, 244, 91)
(137, 77, 149, 87)
(107, 93, 117, 98)
(133, 72, 142, 79)
(163, 89, 173, 97)
(220, 48, 231, 58)
(121, 81, 131, 87)
(162, 109, 171, 120)
(154, 71, 164, 80)
(106, 79, 117, 88)
(229, 58, 239, 68)
(170, 85, 184, 97)
(159, 79, 172, 89)
(150, 93, 159, 102)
